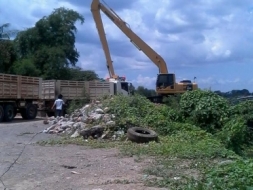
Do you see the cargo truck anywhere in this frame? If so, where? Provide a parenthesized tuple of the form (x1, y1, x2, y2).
(0, 73, 132, 122)
(39, 78, 132, 117)
(0, 73, 42, 122)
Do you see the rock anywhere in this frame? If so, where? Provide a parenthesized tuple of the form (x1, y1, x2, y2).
(61, 121, 75, 130)
(102, 114, 111, 122)
(71, 130, 80, 138)
(43, 120, 49, 124)
(80, 115, 88, 123)
(101, 130, 114, 139)
(80, 125, 105, 139)
(43, 124, 58, 133)
(90, 113, 103, 121)
(104, 107, 110, 113)
(106, 120, 115, 126)
(73, 122, 81, 129)
(42, 100, 122, 141)
(95, 108, 104, 114)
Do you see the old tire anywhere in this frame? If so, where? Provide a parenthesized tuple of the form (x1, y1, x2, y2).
(127, 127, 158, 143)
(0, 105, 4, 122)
(3, 104, 15, 122)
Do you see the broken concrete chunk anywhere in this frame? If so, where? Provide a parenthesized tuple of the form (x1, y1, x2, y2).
(42, 100, 123, 140)
(71, 130, 80, 138)
(95, 108, 104, 114)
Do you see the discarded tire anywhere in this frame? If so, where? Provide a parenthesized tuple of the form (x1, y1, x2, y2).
(127, 127, 158, 143)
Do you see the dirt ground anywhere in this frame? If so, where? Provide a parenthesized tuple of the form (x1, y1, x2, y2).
(0, 117, 167, 190)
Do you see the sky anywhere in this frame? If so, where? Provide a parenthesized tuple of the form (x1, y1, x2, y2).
(1, 0, 253, 92)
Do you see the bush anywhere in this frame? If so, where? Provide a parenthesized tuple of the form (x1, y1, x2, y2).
(193, 159, 253, 189)
(231, 100, 253, 129)
(216, 116, 250, 154)
(102, 94, 180, 134)
(180, 89, 231, 133)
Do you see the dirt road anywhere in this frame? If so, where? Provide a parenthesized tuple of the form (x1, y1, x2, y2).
(0, 118, 166, 190)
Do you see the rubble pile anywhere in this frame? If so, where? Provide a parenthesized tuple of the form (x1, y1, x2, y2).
(43, 101, 125, 140)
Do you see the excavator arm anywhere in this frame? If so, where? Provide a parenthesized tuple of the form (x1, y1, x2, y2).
(91, 0, 168, 74)
(91, 0, 198, 99)
(90, 0, 116, 78)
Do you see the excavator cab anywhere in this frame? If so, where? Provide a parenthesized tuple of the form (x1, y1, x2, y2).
(156, 73, 197, 95)
(156, 73, 175, 89)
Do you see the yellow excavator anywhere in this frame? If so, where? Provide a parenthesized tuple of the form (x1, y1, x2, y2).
(91, 0, 198, 102)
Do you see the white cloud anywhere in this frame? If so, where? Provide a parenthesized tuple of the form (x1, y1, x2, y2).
(131, 74, 156, 88)
(198, 77, 240, 85)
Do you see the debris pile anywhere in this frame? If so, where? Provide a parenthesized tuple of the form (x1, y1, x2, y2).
(43, 101, 125, 140)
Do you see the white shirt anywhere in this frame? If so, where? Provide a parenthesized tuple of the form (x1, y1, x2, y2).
(54, 99, 64, 110)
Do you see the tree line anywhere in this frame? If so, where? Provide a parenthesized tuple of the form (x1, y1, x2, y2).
(0, 7, 98, 81)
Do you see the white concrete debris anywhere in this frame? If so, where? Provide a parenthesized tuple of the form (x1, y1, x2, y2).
(43, 101, 124, 140)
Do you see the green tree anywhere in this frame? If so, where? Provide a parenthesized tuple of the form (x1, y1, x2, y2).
(10, 58, 41, 76)
(0, 23, 19, 73)
(135, 86, 156, 97)
(0, 40, 16, 73)
(68, 67, 99, 81)
(14, 7, 84, 79)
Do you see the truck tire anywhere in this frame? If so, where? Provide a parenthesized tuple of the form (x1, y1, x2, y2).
(0, 105, 4, 122)
(3, 104, 15, 122)
(26, 104, 38, 120)
(21, 104, 38, 120)
(127, 127, 158, 143)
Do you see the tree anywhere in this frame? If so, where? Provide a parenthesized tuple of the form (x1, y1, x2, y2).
(0, 40, 16, 73)
(14, 7, 84, 79)
(135, 86, 156, 97)
(68, 67, 99, 81)
(0, 23, 19, 73)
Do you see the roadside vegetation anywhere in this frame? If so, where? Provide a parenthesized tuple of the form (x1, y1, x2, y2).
(39, 89, 253, 189)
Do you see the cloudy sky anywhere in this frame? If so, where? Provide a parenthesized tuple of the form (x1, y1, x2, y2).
(1, 0, 253, 92)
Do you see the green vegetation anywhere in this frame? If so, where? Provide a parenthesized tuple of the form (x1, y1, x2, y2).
(0, 8, 99, 81)
(38, 89, 253, 189)
(100, 90, 253, 189)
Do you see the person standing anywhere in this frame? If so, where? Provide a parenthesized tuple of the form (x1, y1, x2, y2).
(51, 94, 65, 117)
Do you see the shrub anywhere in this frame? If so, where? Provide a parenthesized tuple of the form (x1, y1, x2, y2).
(193, 159, 253, 189)
(216, 116, 250, 154)
(180, 89, 231, 133)
(102, 94, 180, 134)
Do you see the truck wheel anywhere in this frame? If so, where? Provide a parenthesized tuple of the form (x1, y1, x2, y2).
(127, 127, 158, 143)
(26, 104, 38, 120)
(3, 104, 15, 122)
(20, 104, 37, 120)
(0, 105, 4, 122)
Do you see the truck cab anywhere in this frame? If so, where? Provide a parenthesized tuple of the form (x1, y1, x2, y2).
(106, 77, 133, 96)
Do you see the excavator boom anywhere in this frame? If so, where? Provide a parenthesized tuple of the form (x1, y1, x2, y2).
(91, 0, 168, 74)
(91, 0, 116, 78)
(91, 0, 198, 100)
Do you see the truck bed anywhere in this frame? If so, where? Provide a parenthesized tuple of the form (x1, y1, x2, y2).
(42, 80, 112, 100)
(0, 73, 42, 100)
